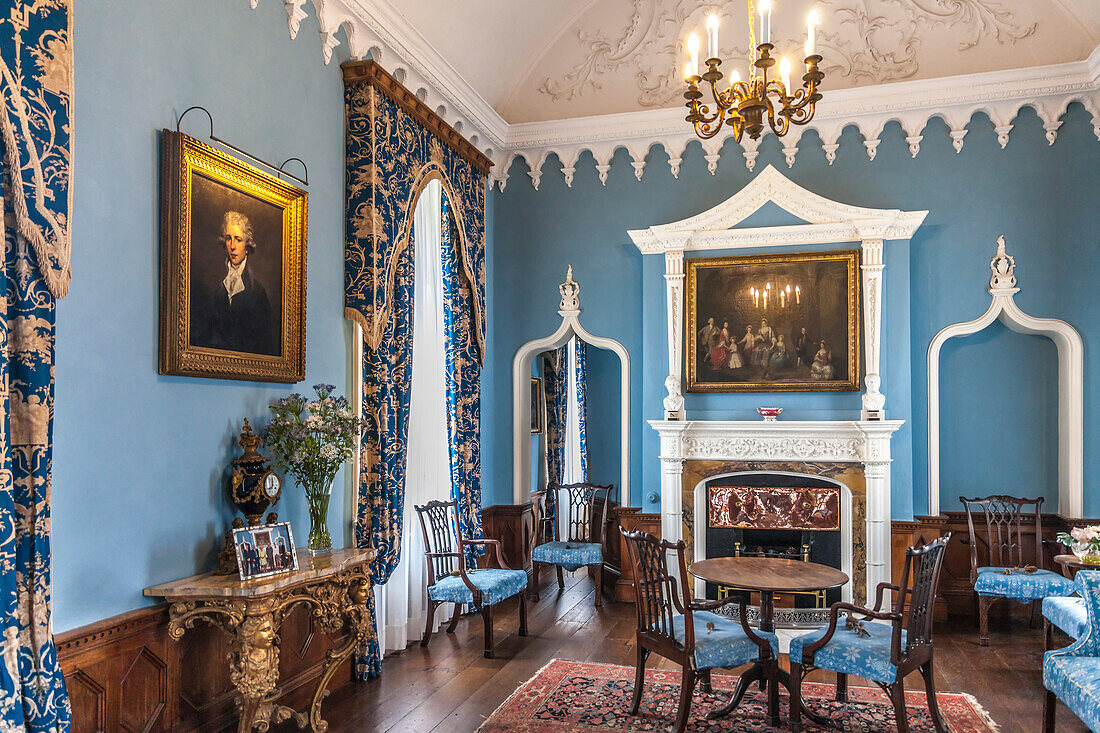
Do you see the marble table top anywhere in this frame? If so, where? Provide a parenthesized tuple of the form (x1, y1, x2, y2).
(144, 547, 375, 600)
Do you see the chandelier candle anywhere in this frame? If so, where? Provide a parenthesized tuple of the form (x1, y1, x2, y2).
(706, 13, 719, 61)
(758, 0, 771, 44)
(806, 8, 820, 58)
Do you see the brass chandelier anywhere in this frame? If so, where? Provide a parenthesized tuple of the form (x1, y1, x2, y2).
(683, 1, 824, 141)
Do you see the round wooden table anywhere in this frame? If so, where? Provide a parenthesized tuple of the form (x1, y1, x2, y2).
(688, 557, 849, 727)
(1055, 553, 1100, 578)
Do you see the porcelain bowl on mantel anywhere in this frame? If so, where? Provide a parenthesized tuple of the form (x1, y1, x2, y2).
(757, 407, 783, 421)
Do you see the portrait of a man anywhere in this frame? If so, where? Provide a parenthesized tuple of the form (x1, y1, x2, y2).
(159, 130, 306, 382)
(189, 207, 279, 356)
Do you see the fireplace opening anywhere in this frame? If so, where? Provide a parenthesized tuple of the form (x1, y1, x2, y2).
(704, 473, 844, 615)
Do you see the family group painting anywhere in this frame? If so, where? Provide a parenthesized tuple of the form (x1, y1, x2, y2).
(686, 251, 861, 392)
(159, 130, 308, 383)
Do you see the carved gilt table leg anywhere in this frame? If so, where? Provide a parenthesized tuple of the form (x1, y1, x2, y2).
(307, 571, 374, 733)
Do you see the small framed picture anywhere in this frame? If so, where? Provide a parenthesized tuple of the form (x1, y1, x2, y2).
(233, 521, 298, 580)
(530, 376, 544, 434)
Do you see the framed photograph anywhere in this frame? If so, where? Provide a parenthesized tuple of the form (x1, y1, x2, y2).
(686, 250, 860, 392)
(159, 130, 307, 382)
(233, 521, 299, 581)
(530, 376, 544, 434)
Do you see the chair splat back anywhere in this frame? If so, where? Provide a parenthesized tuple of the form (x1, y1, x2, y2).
(898, 534, 950, 655)
(416, 499, 461, 585)
(622, 529, 690, 647)
(961, 495, 1045, 577)
(551, 482, 611, 545)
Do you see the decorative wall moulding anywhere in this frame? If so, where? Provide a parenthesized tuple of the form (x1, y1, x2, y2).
(926, 237, 1084, 518)
(252, 1, 1100, 193)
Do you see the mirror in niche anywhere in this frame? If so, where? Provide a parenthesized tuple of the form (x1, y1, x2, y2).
(511, 267, 631, 507)
(533, 336, 622, 531)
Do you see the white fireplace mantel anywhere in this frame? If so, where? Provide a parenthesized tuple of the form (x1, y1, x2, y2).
(650, 419, 903, 604)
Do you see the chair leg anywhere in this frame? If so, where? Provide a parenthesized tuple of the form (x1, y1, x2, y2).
(1029, 598, 1041, 629)
(594, 563, 603, 608)
(1043, 688, 1056, 733)
(629, 646, 649, 715)
(920, 660, 947, 733)
(446, 603, 461, 633)
(481, 604, 495, 659)
(1044, 618, 1053, 652)
(698, 669, 712, 694)
(518, 591, 528, 637)
(420, 601, 439, 647)
(835, 672, 848, 702)
(556, 565, 565, 592)
(531, 562, 541, 602)
(789, 662, 803, 733)
(978, 595, 994, 646)
(672, 669, 697, 733)
(889, 680, 909, 733)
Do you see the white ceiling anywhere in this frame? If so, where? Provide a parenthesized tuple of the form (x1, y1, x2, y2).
(391, 0, 1100, 124)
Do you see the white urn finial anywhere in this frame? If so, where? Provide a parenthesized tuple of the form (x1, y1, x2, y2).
(989, 235, 1017, 291)
(559, 265, 580, 312)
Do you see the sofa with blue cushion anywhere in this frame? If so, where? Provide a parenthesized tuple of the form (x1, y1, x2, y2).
(1043, 595, 1088, 650)
(1043, 571, 1100, 732)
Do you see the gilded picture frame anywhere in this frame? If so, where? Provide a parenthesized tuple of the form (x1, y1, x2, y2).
(686, 250, 860, 392)
(159, 130, 307, 382)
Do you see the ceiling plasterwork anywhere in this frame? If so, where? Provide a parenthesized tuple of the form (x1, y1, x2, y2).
(518, 0, 1067, 122)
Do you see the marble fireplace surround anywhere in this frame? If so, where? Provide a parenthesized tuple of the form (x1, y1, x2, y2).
(650, 419, 903, 606)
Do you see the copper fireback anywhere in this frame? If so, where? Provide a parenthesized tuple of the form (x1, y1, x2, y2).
(708, 486, 840, 531)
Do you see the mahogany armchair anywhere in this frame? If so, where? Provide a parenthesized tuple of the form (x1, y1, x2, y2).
(620, 528, 779, 733)
(415, 499, 528, 658)
(788, 534, 951, 733)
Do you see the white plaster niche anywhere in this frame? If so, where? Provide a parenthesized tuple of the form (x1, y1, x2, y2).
(927, 237, 1084, 517)
(511, 267, 631, 506)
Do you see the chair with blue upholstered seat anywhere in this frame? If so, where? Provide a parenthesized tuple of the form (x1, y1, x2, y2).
(1044, 596, 1088, 650)
(789, 534, 951, 733)
(620, 528, 779, 733)
(962, 495, 1075, 646)
(531, 482, 611, 607)
(415, 499, 528, 658)
(1043, 571, 1100, 732)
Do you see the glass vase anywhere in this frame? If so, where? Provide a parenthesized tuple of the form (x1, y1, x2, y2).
(1071, 541, 1100, 565)
(305, 485, 333, 555)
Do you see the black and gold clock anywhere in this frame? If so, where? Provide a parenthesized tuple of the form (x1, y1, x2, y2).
(228, 419, 281, 526)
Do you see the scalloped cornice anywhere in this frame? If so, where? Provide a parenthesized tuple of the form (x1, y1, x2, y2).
(252, 2, 1100, 192)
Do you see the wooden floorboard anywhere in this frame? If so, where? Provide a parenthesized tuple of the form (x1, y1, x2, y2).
(273, 570, 1089, 732)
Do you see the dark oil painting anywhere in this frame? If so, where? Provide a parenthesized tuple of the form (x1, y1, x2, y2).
(686, 250, 860, 392)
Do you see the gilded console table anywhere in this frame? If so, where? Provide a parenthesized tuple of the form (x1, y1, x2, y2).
(145, 547, 376, 732)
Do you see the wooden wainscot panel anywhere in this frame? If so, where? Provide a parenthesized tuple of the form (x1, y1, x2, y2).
(613, 507, 662, 603)
(58, 600, 354, 732)
(481, 502, 535, 572)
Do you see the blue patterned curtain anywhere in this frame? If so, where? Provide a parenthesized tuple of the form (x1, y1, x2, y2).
(441, 195, 485, 560)
(344, 62, 488, 679)
(574, 339, 588, 482)
(0, 1, 73, 729)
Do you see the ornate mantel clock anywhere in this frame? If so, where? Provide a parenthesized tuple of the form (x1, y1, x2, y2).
(216, 419, 283, 574)
(229, 418, 282, 524)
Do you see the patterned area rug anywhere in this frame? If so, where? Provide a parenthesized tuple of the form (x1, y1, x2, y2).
(478, 659, 998, 732)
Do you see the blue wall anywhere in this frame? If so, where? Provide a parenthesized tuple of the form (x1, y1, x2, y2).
(53, 0, 351, 631)
(484, 105, 1099, 520)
